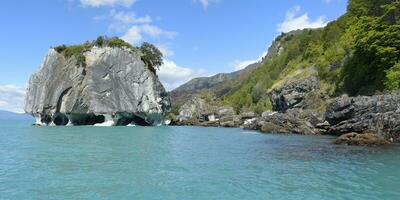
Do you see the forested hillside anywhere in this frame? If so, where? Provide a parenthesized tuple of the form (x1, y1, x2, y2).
(223, 0, 400, 113)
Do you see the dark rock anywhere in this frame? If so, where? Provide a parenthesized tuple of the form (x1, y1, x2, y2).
(260, 109, 325, 135)
(334, 133, 390, 146)
(326, 93, 400, 141)
(270, 76, 320, 112)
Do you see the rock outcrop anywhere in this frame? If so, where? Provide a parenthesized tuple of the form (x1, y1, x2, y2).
(326, 94, 400, 141)
(25, 46, 170, 126)
(269, 71, 320, 112)
(177, 96, 215, 124)
(334, 133, 391, 146)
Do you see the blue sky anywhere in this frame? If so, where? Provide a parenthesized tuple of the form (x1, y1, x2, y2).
(0, 0, 347, 112)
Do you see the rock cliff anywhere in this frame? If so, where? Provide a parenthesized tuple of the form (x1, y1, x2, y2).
(326, 94, 400, 141)
(25, 43, 170, 126)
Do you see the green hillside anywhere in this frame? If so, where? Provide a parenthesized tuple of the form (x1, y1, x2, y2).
(223, 0, 400, 113)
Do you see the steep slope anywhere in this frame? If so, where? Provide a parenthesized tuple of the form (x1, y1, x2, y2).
(170, 62, 259, 108)
(170, 32, 287, 109)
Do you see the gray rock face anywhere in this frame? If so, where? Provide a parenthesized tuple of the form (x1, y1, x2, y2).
(25, 47, 170, 126)
(177, 96, 215, 123)
(326, 94, 400, 141)
(270, 76, 319, 112)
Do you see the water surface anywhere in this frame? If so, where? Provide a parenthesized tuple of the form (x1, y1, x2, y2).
(1, 120, 399, 199)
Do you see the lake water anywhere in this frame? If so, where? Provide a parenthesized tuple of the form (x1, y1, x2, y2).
(1, 120, 400, 200)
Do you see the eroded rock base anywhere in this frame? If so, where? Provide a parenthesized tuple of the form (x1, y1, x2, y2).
(33, 112, 151, 126)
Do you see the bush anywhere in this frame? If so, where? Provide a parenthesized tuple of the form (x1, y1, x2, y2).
(108, 37, 135, 51)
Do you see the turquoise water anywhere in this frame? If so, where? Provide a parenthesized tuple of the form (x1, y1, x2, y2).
(0, 120, 400, 200)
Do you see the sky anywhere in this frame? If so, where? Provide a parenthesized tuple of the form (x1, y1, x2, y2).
(0, 0, 347, 113)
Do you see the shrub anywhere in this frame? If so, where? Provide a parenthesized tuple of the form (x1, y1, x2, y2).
(140, 42, 163, 74)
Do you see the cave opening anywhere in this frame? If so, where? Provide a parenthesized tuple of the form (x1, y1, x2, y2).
(41, 114, 52, 125)
(115, 114, 150, 126)
(69, 114, 105, 125)
(53, 113, 69, 126)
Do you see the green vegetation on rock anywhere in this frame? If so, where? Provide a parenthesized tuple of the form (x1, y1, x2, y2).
(53, 36, 163, 74)
(140, 42, 163, 74)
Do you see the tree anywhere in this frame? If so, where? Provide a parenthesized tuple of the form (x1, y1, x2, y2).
(140, 42, 163, 74)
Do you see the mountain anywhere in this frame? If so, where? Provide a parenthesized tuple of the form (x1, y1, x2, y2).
(0, 110, 32, 120)
(169, 31, 287, 110)
(169, 62, 259, 108)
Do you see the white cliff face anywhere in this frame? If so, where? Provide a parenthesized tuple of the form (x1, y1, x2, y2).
(25, 46, 170, 126)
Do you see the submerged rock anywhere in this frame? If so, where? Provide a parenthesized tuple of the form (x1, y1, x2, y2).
(334, 133, 390, 146)
(25, 46, 170, 126)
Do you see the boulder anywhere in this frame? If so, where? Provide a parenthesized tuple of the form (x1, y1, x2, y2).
(25, 46, 170, 126)
(334, 133, 390, 146)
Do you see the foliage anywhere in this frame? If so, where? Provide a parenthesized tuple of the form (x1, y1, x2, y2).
(108, 37, 136, 51)
(140, 42, 163, 74)
(52, 36, 162, 74)
(385, 63, 400, 91)
(54, 43, 91, 67)
(340, 0, 400, 95)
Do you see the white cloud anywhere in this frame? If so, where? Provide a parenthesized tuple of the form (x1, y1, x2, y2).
(121, 26, 143, 44)
(120, 24, 177, 45)
(155, 44, 175, 57)
(233, 49, 269, 71)
(141, 24, 177, 39)
(81, 0, 135, 7)
(0, 85, 26, 113)
(111, 10, 152, 24)
(194, 0, 219, 9)
(277, 6, 327, 33)
(95, 10, 152, 32)
(158, 60, 206, 90)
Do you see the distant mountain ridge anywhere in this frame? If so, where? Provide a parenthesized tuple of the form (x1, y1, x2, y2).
(170, 32, 287, 109)
(0, 110, 32, 120)
(169, 62, 260, 107)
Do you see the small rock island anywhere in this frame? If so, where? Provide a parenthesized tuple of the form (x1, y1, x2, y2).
(25, 37, 170, 126)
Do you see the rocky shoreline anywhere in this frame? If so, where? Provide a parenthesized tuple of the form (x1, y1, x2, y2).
(171, 89, 399, 146)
